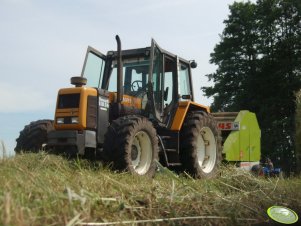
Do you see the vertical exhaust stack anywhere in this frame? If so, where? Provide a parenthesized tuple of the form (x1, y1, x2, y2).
(115, 35, 123, 103)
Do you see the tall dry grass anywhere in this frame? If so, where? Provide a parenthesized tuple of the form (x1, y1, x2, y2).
(0, 153, 300, 226)
(0, 140, 7, 158)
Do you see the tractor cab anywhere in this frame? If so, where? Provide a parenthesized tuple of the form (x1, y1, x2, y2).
(80, 39, 198, 127)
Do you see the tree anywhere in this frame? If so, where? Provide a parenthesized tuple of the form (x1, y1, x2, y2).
(203, 0, 301, 173)
(296, 90, 301, 174)
(205, 2, 259, 112)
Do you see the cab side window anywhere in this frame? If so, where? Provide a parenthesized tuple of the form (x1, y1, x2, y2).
(178, 63, 191, 98)
(164, 57, 176, 107)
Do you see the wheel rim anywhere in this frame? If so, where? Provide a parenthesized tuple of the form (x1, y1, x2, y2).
(196, 127, 217, 174)
(131, 131, 153, 175)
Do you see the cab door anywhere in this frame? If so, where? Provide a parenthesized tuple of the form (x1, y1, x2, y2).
(148, 39, 164, 121)
(149, 39, 179, 126)
(80, 46, 109, 144)
(81, 46, 107, 88)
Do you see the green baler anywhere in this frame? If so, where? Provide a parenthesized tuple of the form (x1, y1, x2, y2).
(212, 111, 261, 168)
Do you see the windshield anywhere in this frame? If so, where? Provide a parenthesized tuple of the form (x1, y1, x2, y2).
(108, 58, 149, 97)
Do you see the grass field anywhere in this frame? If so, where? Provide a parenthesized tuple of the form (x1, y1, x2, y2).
(0, 153, 300, 226)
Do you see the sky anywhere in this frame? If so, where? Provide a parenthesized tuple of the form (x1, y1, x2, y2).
(0, 0, 253, 155)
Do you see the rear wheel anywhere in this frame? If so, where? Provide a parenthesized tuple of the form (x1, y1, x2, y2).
(15, 120, 54, 153)
(103, 116, 159, 177)
(180, 112, 222, 178)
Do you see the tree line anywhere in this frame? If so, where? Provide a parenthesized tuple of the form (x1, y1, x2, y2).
(203, 0, 301, 173)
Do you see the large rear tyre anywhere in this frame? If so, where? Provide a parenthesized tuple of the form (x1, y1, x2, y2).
(180, 112, 222, 179)
(103, 116, 159, 177)
(15, 120, 54, 153)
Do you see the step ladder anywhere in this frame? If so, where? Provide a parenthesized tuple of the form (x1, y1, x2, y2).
(158, 130, 182, 167)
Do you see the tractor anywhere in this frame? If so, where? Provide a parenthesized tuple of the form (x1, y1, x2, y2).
(15, 36, 222, 178)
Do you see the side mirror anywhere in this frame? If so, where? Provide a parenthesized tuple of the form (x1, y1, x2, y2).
(164, 87, 169, 101)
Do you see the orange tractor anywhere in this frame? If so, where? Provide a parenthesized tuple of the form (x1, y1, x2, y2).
(15, 36, 222, 178)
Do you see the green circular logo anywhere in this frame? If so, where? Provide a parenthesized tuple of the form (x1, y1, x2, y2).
(267, 206, 298, 224)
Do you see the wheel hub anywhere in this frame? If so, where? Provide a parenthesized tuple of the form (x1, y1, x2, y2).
(130, 131, 152, 175)
(196, 127, 217, 173)
(131, 145, 139, 161)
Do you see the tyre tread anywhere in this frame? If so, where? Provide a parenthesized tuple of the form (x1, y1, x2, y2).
(103, 115, 159, 177)
(180, 112, 222, 178)
(15, 120, 54, 153)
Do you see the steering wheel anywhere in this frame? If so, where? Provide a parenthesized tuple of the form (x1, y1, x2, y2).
(131, 80, 143, 91)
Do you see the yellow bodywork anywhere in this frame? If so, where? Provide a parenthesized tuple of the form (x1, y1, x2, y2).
(109, 92, 142, 109)
(55, 87, 208, 132)
(55, 87, 97, 130)
(171, 101, 210, 131)
(55, 88, 142, 130)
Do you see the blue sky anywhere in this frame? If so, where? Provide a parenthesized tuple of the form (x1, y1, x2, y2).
(0, 0, 253, 155)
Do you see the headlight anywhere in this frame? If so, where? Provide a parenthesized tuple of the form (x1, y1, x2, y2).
(56, 118, 64, 124)
(71, 117, 79, 124)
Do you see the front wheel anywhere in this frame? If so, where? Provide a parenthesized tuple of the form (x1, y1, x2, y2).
(103, 116, 159, 177)
(180, 112, 222, 179)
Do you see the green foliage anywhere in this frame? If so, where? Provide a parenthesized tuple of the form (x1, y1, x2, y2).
(1, 153, 301, 225)
(203, 0, 301, 172)
(296, 90, 301, 173)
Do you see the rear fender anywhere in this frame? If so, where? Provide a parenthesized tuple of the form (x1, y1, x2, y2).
(170, 101, 210, 131)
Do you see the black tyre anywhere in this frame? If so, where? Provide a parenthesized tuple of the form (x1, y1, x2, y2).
(15, 120, 54, 153)
(180, 112, 222, 179)
(103, 116, 159, 177)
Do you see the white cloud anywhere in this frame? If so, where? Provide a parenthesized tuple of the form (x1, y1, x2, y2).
(0, 82, 55, 113)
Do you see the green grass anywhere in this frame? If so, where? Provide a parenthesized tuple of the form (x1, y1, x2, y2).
(0, 153, 300, 226)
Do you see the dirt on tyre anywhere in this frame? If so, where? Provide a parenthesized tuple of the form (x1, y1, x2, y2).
(15, 120, 54, 153)
(180, 112, 222, 179)
(103, 116, 159, 177)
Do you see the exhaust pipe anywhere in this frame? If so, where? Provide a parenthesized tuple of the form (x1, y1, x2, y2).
(115, 35, 123, 103)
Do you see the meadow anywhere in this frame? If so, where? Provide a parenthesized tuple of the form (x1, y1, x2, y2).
(0, 152, 300, 226)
